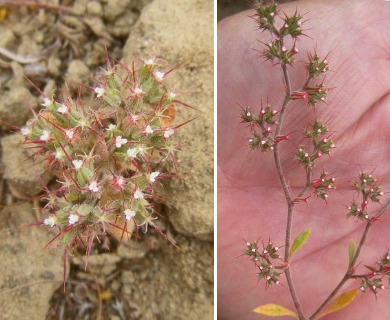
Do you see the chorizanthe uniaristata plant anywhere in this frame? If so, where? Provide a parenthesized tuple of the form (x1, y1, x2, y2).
(240, 1, 390, 320)
(20, 56, 192, 265)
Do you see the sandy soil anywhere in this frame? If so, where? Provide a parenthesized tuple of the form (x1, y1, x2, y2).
(0, 1, 213, 319)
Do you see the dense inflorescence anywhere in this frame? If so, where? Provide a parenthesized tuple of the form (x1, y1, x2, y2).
(20, 57, 189, 255)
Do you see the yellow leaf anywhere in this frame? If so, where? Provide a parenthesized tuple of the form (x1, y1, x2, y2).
(317, 288, 359, 319)
(253, 304, 298, 318)
(0, 8, 8, 22)
(99, 289, 111, 300)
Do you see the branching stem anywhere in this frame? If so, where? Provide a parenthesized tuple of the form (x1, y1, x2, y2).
(309, 198, 390, 319)
(272, 55, 306, 320)
(309, 221, 371, 320)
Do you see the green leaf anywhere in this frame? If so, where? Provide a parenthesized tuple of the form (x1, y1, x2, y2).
(348, 239, 356, 267)
(253, 304, 298, 318)
(289, 228, 311, 258)
(316, 289, 359, 319)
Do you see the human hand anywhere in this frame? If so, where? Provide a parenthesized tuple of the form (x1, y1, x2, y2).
(218, 1, 390, 319)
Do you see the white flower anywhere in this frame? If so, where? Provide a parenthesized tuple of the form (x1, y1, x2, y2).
(43, 216, 56, 227)
(169, 91, 176, 99)
(68, 214, 79, 225)
(88, 181, 99, 193)
(72, 159, 83, 170)
(124, 209, 136, 221)
(40, 130, 50, 141)
(58, 104, 68, 114)
(115, 136, 128, 148)
(134, 189, 144, 199)
(42, 97, 52, 107)
(145, 58, 155, 65)
(55, 149, 64, 159)
(164, 128, 175, 138)
(65, 130, 74, 140)
(153, 71, 165, 82)
(21, 127, 30, 136)
(127, 148, 139, 158)
(94, 87, 105, 98)
(133, 86, 144, 95)
(107, 124, 116, 131)
(150, 171, 160, 183)
(145, 125, 154, 134)
(117, 176, 125, 187)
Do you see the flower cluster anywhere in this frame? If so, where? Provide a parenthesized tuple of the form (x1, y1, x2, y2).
(244, 240, 285, 286)
(347, 172, 383, 221)
(20, 57, 190, 254)
(358, 252, 390, 295)
(306, 52, 330, 78)
(291, 83, 328, 106)
(240, 104, 278, 152)
(311, 171, 336, 200)
(263, 39, 299, 65)
(295, 120, 335, 168)
(252, 1, 303, 66)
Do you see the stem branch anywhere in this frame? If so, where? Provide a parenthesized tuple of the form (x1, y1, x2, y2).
(309, 197, 390, 319)
(272, 59, 306, 320)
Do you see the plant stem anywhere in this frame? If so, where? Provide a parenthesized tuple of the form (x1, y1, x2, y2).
(273, 61, 306, 320)
(296, 167, 312, 198)
(309, 197, 390, 319)
(309, 221, 372, 320)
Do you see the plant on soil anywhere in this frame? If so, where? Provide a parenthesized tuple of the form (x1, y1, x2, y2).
(19, 55, 192, 276)
(241, 1, 390, 319)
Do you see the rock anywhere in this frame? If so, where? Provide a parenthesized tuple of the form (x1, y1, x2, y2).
(0, 29, 17, 48)
(106, 11, 138, 39)
(1, 134, 48, 197)
(86, 0, 103, 17)
(123, 0, 214, 241)
(47, 54, 62, 77)
(121, 238, 213, 320)
(102, 0, 132, 21)
(65, 59, 91, 86)
(0, 86, 37, 128)
(0, 202, 64, 320)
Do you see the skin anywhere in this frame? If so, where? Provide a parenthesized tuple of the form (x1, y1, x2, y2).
(218, 1, 390, 319)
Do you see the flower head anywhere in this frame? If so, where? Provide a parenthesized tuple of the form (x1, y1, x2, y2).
(72, 159, 83, 170)
(58, 104, 68, 114)
(164, 128, 175, 138)
(94, 87, 105, 98)
(88, 181, 99, 193)
(113, 175, 125, 190)
(169, 91, 176, 100)
(153, 71, 165, 82)
(133, 86, 144, 96)
(42, 97, 52, 107)
(65, 129, 74, 140)
(124, 209, 136, 221)
(21, 127, 30, 136)
(145, 125, 154, 134)
(134, 189, 144, 199)
(106, 124, 116, 131)
(43, 216, 57, 227)
(150, 171, 160, 183)
(127, 147, 139, 158)
(40, 130, 50, 141)
(115, 136, 128, 148)
(145, 58, 155, 66)
(68, 214, 79, 225)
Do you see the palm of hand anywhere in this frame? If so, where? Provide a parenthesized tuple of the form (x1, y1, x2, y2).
(218, 1, 390, 319)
